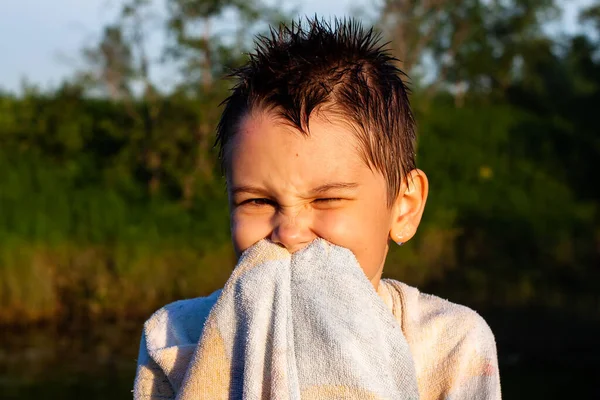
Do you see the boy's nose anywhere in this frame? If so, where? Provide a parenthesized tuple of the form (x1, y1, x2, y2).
(270, 211, 315, 254)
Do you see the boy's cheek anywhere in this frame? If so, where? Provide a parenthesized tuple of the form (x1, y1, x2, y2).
(230, 215, 271, 254)
(313, 208, 360, 237)
(311, 213, 361, 251)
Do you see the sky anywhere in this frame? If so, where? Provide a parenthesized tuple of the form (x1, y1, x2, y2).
(0, 0, 595, 93)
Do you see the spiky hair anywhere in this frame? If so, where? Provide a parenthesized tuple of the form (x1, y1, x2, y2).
(216, 18, 416, 206)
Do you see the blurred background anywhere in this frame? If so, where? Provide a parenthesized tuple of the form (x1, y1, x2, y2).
(0, 0, 599, 398)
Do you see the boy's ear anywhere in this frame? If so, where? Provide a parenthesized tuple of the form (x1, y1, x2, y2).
(389, 169, 429, 244)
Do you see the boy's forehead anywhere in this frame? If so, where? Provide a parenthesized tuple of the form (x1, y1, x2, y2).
(233, 108, 366, 152)
(237, 110, 364, 155)
(226, 110, 373, 186)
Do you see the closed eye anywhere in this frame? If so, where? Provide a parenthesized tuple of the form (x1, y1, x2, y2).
(313, 198, 343, 203)
(239, 198, 276, 207)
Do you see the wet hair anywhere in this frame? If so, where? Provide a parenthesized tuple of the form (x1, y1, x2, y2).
(216, 18, 416, 206)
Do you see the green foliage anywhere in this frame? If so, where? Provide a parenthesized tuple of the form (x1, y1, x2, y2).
(0, 1, 599, 325)
(0, 90, 238, 323)
(385, 99, 598, 309)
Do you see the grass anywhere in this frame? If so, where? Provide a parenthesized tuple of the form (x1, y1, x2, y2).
(0, 239, 237, 325)
(0, 151, 236, 325)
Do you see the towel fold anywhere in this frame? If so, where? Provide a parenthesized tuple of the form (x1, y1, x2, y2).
(134, 239, 501, 400)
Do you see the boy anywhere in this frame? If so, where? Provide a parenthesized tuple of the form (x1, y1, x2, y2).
(134, 19, 501, 399)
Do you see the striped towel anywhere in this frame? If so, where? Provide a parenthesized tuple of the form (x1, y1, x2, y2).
(134, 239, 501, 399)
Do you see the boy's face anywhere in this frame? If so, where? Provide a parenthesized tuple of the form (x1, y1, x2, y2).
(226, 109, 426, 288)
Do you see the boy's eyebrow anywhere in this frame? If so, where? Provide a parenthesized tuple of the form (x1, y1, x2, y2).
(230, 185, 271, 196)
(309, 182, 359, 195)
(230, 182, 359, 197)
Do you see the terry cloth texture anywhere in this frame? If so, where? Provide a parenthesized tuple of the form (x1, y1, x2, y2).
(134, 239, 501, 400)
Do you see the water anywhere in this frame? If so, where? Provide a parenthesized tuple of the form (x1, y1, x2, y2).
(1, 321, 140, 400)
(2, 310, 599, 399)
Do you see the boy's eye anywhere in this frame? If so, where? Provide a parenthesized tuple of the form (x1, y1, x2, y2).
(313, 198, 343, 204)
(240, 198, 276, 207)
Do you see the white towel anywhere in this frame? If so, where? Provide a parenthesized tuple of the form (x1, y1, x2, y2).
(134, 239, 501, 399)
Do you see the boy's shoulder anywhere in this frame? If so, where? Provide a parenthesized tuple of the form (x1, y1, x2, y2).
(385, 279, 496, 345)
(142, 289, 221, 352)
(134, 291, 222, 398)
(388, 279, 491, 323)
(383, 279, 500, 399)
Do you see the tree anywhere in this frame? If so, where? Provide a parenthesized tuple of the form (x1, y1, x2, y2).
(377, 0, 558, 102)
(81, 0, 165, 196)
(580, 1, 600, 35)
(82, 25, 135, 100)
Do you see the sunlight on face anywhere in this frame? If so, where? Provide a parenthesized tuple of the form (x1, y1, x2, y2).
(226, 110, 395, 287)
